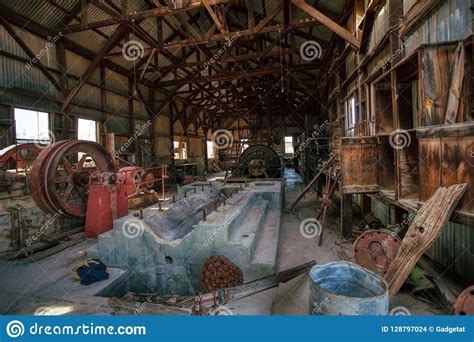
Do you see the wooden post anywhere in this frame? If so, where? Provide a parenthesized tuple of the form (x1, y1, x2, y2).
(341, 193, 353, 238)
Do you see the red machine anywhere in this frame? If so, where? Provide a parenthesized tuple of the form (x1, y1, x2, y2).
(85, 172, 128, 238)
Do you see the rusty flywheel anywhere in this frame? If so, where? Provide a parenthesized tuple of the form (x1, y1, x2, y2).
(353, 229, 401, 274)
(30, 140, 115, 218)
(201, 255, 244, 291)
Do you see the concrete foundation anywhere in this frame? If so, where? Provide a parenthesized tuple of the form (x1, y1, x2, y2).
(93, 181, 283, 295)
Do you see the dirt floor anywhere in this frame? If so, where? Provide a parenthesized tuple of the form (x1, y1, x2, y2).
(0, 169, 446, 315)
(230, 169, 445, 315)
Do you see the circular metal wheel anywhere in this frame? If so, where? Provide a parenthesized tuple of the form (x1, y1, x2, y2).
(454, 286, 474, 315)
(30, 140, 115, 217)
(353, 229, 401, 274)
(234, 144, 281, 178)
(0, 143, 42, 170)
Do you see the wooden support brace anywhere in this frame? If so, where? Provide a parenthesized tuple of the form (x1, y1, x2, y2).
(291, 0, 360, 49)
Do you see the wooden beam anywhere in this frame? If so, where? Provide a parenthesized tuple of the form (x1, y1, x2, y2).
(445, 42, 465, 124)
(65, 0, 231, 32)
(61, 25, 129, 112)
(155, 63, 320, 87)
(291, 0, 360, 49)
(202, 0, 227, 34)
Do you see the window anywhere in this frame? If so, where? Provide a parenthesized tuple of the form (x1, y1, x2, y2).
(78, 118, 97, 142)
(174, 141, 187, 160)
(14, 108, 50, 144)
(346, 96, 357, 136)
(284, 136, 294, 155)
(240, 139, 249, 153)
(206, 141, 215, 159)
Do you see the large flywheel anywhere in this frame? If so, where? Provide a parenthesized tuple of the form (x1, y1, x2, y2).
(30, 140, 115, 217)
(233, 144, 281, 178)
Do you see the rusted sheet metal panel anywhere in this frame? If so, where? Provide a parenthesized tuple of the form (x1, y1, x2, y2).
(341, 136, 379, 193)
(404, 0, 471, 55)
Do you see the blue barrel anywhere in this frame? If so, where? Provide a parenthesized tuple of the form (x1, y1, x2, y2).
(309, 261, 389, 315)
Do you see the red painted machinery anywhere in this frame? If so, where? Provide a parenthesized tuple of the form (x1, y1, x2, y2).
(0, 143, 42, 170)
(85, 171, 128, 238)
(30, 140, 116, 217)
(29, 140, 169, 236)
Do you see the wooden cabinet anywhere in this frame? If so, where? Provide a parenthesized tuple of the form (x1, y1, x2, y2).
(418, 123, 474, 213)
(341, 136, 379, 193)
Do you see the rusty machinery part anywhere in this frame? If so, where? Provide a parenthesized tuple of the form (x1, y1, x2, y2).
(30, 140, 115, 218)
(454, 285, 474, 315)
(201, 255, 244, 292)
(0, 143, 42, 170)
(353, 229, 401, 274)
(233, 144, 281, 178)
(118, 166, 155, 197)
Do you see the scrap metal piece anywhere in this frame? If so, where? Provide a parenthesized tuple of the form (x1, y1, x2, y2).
(202, 255, 243, 291)
(454, 285, 474, 315)
(353, 229, 401, 274)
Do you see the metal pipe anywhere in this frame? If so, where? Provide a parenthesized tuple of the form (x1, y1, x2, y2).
(202, 209, 206, 221)
(139, 208, 144, 219)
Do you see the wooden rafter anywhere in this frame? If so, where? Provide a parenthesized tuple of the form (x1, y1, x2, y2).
(291, 0, 360, 49)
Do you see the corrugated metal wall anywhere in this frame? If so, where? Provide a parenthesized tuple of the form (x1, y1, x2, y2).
(404, 0, 472, 55)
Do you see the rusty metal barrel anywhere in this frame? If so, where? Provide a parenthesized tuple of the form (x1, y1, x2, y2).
(309, 261, 389, 315)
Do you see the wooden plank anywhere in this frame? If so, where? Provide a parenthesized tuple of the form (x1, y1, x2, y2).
(202, 0, 227, 34)
(341, 193, 353, 238)
(385, 184, 467, 299)
(422, 46, 455, 126)
(291, 0, 360, 49)
(341, 137, 379, 193)
(444, 42, 465, 124)
(441, 137, 474, 212)
(418, 138, 441, 202)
